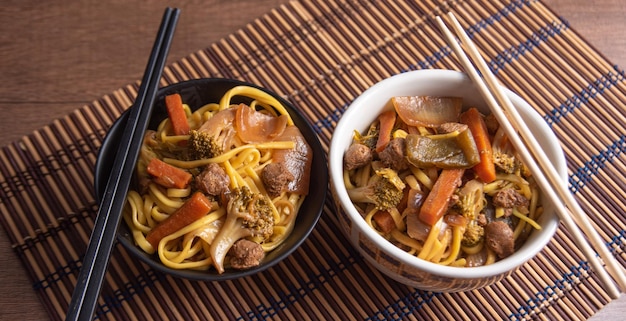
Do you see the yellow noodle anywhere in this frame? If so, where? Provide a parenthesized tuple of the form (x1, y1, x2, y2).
(148, 183, 184, 213)
(223, 160, 246, 189)
(390, 229, 423, 252)
(440, 225, 464, 266)
(354, 163, 371, 188)
(123, 212, 154, 254)
(274, 198, 296, 225)
(219, 86, 294, 126)
(364, 207, 379, 233)
(387, 207, 406, 232)
(259, 148, 273, 163)
(427, 229, 451, 262)
(244, 166, 267, 196)
(127, 191, 151, 233)
(427, 239, 445, 262)
(404, 175, 420, 191)
(513, 217, 527, 240)
(229, 147, 261, 169)
(485, 249, 497, 265)
(418, 221, 441, 260)
(529, 185, 540, 220)
(189, 103, 220, 127)
(496, 173, 529, 187)
(409, 165, 433, 190)
(167, 187, 191, 198)
(123, 193, 155, 253)
(343, 170, 356, 189)
(513, 208, 541, 230)
(450, 259, 467, 267)
(149, 205, 169, 223)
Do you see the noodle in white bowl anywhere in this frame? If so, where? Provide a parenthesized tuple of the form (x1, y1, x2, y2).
(329, 70, 565, 292)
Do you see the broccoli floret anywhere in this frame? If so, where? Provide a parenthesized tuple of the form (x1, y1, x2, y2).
(353, 123, 379, 150)
(462, 222, 484, 247)
(209, 187, 274, 273)
(347, 168, 406, 211)
(454, 179, 486, 247)
(493, 149, 521, 174)
(456, 180, 485, 221)
(188, 129, 223, 160)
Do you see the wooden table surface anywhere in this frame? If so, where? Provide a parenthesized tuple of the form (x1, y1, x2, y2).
(1, 1, 624, 320)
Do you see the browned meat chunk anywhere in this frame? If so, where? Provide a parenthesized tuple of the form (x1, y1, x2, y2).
(493, 188, 529, 209)
(379, 138, 409, 171)
(261, 162, 295, 197)
(229, 239, 265, 270)
(438, 122, 468, 134)
(195, 163, 230, 196)
(484, 221, 515, 259)
(343, 143, 372, 171)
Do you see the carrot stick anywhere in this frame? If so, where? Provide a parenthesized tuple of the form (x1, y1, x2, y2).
(418, 168, 465, 226)
(146, 192, 212, 249)
(165, 93, 190, 135)
(460, 108, 496, 183)
(373, 210, 395, 234)
(146, 158, 192, 189)
(375, 110, 396, 153)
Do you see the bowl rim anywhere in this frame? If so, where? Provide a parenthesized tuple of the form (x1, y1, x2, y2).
(329, 69, 564, 280)
(94, 77, 328, 281)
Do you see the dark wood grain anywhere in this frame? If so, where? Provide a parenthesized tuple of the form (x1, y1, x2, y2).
(0, 1, 624, 320)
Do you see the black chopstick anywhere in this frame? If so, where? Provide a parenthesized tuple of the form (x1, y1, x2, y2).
(65, 7, 180, 320)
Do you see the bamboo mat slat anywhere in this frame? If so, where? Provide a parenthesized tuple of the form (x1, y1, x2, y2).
(1, 0, 625, 320)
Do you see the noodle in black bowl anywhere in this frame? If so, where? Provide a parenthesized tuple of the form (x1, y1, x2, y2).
(328, 70, 566, 292)
(94, 78, 327, 281)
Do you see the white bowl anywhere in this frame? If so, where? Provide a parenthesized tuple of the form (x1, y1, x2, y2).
(328, 69, 566, 292)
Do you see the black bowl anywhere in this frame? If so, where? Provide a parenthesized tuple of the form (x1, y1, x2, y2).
(94, 78, 327, 281)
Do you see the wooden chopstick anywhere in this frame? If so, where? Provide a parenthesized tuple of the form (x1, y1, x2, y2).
(65, 7, 180, 320)
(436, 12, 625, 299)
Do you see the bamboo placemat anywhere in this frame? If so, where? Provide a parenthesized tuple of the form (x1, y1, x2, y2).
(1, 0, 625, 320)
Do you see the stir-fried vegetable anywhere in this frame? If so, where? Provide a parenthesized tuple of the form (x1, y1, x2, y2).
(392, 96, 462, 127)
(347, 167, 406, 211)
(146, 192, 213, 249)
(146, 157, 192, 189)
(375, 110, 397, 153)
(405, 129, 480, 169)
(165, 93, 190, 135)
(418, 168, 465, 225)
(343, 94, 543, 267)
(460, 108, 496, 183)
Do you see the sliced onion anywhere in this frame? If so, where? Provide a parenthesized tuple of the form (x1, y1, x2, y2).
(406, 210, 430, 241)
(392, 96, 462, 127)
(198, 107, 236, 137)
(235, 103, 288, 143)
(444, 214, 467, 227)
